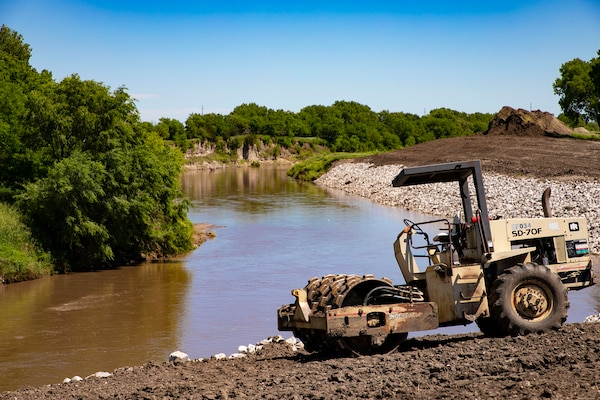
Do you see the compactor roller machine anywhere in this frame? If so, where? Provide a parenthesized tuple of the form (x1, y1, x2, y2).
(277, 160, 594, 355)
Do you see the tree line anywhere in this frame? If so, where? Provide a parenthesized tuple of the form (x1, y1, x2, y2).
(156, 102, 494, 154)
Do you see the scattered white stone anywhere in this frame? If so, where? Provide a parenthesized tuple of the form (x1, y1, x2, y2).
(62, 377, 71, 384)
(85, 371, 112, 379)
(238, 343, 257, 354)
(213, 353, 227, 360)
(584, 313, 600, 323)
(71, 376, 83, 382)
(271, 335, 284, 343)
(229, 353, 246, 359)
(285, 337, 297, 345)
(258, 338, 272, 345)
(169, 351, 190, 363)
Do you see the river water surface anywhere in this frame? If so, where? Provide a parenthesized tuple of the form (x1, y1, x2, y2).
(2, 166, 600, 392)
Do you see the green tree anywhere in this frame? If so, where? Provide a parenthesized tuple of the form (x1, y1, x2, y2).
(186, 112, 226, 141)
(156, 117, 189, 150)
(422, 108, 465, 139)
(299, 104, 344, 147)
(331, 101, 373, 151)
(299, 105, 329, 139)
(156, 117, 184, 140)
(101, 133, 193, 263)
(0, 25, 31, 63)
(466, 112, 494, 133)
(229, 103, 268, 135)
(263, 109, 304, 137)
(23, 74, 139, 171)
(378, 111, 422, 147)
(1, 26, 193, 272)
(17, 133, 193, 271)
(553, 51, 600, 126)
(17, 152, 112, 270)
(0, 25, 53, 199)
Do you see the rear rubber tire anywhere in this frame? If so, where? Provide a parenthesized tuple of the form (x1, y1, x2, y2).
(293, 274, 406, 356)
(482, 262, 569, 336)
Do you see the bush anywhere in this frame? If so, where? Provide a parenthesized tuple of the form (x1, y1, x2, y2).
(0, 203, 52, 282)
(17, 140, 194, 272)
(287, 152, 376, 181)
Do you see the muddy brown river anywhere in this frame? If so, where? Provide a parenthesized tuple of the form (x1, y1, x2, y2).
(2, 166, 600, 392)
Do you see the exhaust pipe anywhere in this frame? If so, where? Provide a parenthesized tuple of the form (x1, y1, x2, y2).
(542, 187, 552, 218)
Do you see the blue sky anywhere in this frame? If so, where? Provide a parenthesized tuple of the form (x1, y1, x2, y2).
(2, 1, 600, 122)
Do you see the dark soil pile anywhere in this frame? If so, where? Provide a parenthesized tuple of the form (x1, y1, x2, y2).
(484, 106, 573, 137)
(4, 106, 600, 399)
(2, 323, 600, 399)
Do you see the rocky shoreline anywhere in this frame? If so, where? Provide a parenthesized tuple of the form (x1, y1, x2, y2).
(315, 162, 600, 254)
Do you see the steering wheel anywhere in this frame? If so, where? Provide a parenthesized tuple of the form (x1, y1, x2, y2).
(403, 219, 425, 235)
(403, 218, 430, 244)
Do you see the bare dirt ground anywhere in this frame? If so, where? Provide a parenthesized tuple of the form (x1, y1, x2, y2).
(2, 323, 600, 400)
(4, 111, 600, 399)
(362, 133, 600, 180)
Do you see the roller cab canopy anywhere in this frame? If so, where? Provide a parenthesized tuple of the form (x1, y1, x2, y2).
(392, 160, 492, 251)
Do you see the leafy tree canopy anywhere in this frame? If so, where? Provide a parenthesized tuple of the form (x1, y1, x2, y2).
(553, 50, 600, 126)
(180, 101, 492, 154)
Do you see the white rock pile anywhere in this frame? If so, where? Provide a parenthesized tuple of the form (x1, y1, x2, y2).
(165, 336, 302, 364)
(584, 313, 600, 323)
(315, 162, 600, 254)
(206, 335, 302, 361)
(61, 336, 302, 385)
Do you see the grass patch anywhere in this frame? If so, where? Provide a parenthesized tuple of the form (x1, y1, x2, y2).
(546, 131, 600, 141)
(0, 203, 53, 283)
(570, 132, 600, 141)
(287, 152, 377, 181)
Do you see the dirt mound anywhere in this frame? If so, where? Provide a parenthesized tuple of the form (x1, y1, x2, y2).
(484, 106, 572, 137)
